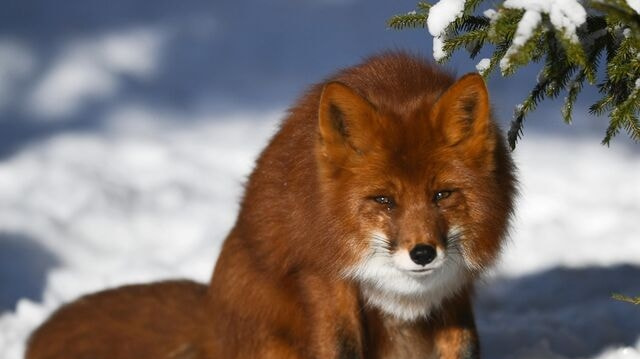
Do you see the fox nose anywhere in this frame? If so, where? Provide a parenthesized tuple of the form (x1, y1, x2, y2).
(409, 244, 437, 266)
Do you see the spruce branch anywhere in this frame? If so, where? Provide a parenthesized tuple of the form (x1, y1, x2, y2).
(442, 29, 488, 56)
(417, 1, 432, 12)
(612, 293, 640, 305)
(483, 41, 510, 79)
(562, 70, 587, 124)
(388, 12, 428, 30)
(388, 2, 430, 30)
(390, 0, 640, 148)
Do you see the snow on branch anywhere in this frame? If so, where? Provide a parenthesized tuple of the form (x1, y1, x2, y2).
(500, 0, 586, 72)
(627, 0, 640, 14)
(427, 0, 467, 60)
(389, 0, 640, 148)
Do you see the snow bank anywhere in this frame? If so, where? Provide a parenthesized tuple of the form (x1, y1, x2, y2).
(0, 108, 639, 358)
(0, 108, 281, 358)
(500, 137, 640, 276)
(1, 0, 636, 357)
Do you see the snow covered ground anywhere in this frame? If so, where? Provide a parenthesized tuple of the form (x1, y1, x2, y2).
(0, 0, 639, 358)
(0, 107, 638, 359)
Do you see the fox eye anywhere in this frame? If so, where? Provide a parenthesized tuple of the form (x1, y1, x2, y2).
(372, 196, 395, 209)
(433, 190, 452, 202)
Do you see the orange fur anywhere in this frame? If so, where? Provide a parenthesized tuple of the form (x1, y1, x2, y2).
(27, 52, 517, 359)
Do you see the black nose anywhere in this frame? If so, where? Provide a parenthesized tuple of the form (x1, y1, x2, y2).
(409, 244, 437, 266)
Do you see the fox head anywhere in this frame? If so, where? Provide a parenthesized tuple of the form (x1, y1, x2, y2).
(315, 72, 516, 321)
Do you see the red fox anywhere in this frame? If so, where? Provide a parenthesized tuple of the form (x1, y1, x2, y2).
(27, 52, 516, 359)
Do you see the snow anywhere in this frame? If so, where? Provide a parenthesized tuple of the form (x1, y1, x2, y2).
(483, 9, 498, 21)
(424, 0, 587, 68)
(1, 111, 639, 358)
(0, 0, 639, 358)
(427, 0, 467, 61)
(476, 57, 491, 74)
(499, 9, 542, 72)
(427, 0, 466, 36)
(627, 0, 640, 15)
(425, 0, 587, 70)
(432, 36, 447, 62)
(0, 108, 281, 358)
(503, 0, 587, 41)
(597, 342, 640, 359)
(27, 28, 166, 119)
(500, 0, 587, 72)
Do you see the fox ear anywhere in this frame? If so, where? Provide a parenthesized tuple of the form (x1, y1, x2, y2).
(431, 73, 495, 157)
(318, 82, 378, 158)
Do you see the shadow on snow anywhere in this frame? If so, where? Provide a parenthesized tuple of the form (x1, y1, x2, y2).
(477, 264, 640, 358)
(0, 232, 60, 313)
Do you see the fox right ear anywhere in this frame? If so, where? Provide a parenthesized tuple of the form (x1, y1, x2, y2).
(318, 82, 378, 159)
(430, 73, 496, 168)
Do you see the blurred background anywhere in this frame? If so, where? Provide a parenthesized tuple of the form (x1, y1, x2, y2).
(0, 0, 638, 358)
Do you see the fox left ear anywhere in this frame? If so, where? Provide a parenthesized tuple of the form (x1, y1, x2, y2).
(430, 73, 495, 160)
(317, 82, 379, 163)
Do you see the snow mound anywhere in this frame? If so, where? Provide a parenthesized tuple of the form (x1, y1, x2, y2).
(0, 110, 638, 359)
(0, 108, 280, 358)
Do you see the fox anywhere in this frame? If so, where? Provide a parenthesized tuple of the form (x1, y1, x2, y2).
(27, 52, 516, 359)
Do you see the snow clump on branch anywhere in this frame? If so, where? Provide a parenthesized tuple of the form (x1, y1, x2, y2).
(425, 0, 587, 71)
(627, 0, 640, 15)
(426, 0, 466, 61)
(500, 0, 587, 72)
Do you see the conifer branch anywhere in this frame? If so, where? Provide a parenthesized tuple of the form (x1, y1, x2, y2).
(391, 0, 640, 148)
(612, 293, 640, 305)
(562, 70, 587, 124)
(388, 12, 428, 30)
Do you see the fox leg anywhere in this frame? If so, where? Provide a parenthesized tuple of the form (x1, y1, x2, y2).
(433, 324, 480, 359)
(433, 292, 480, 359)
(301, 275, 364, 359)
(257, 339, 306, 359)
